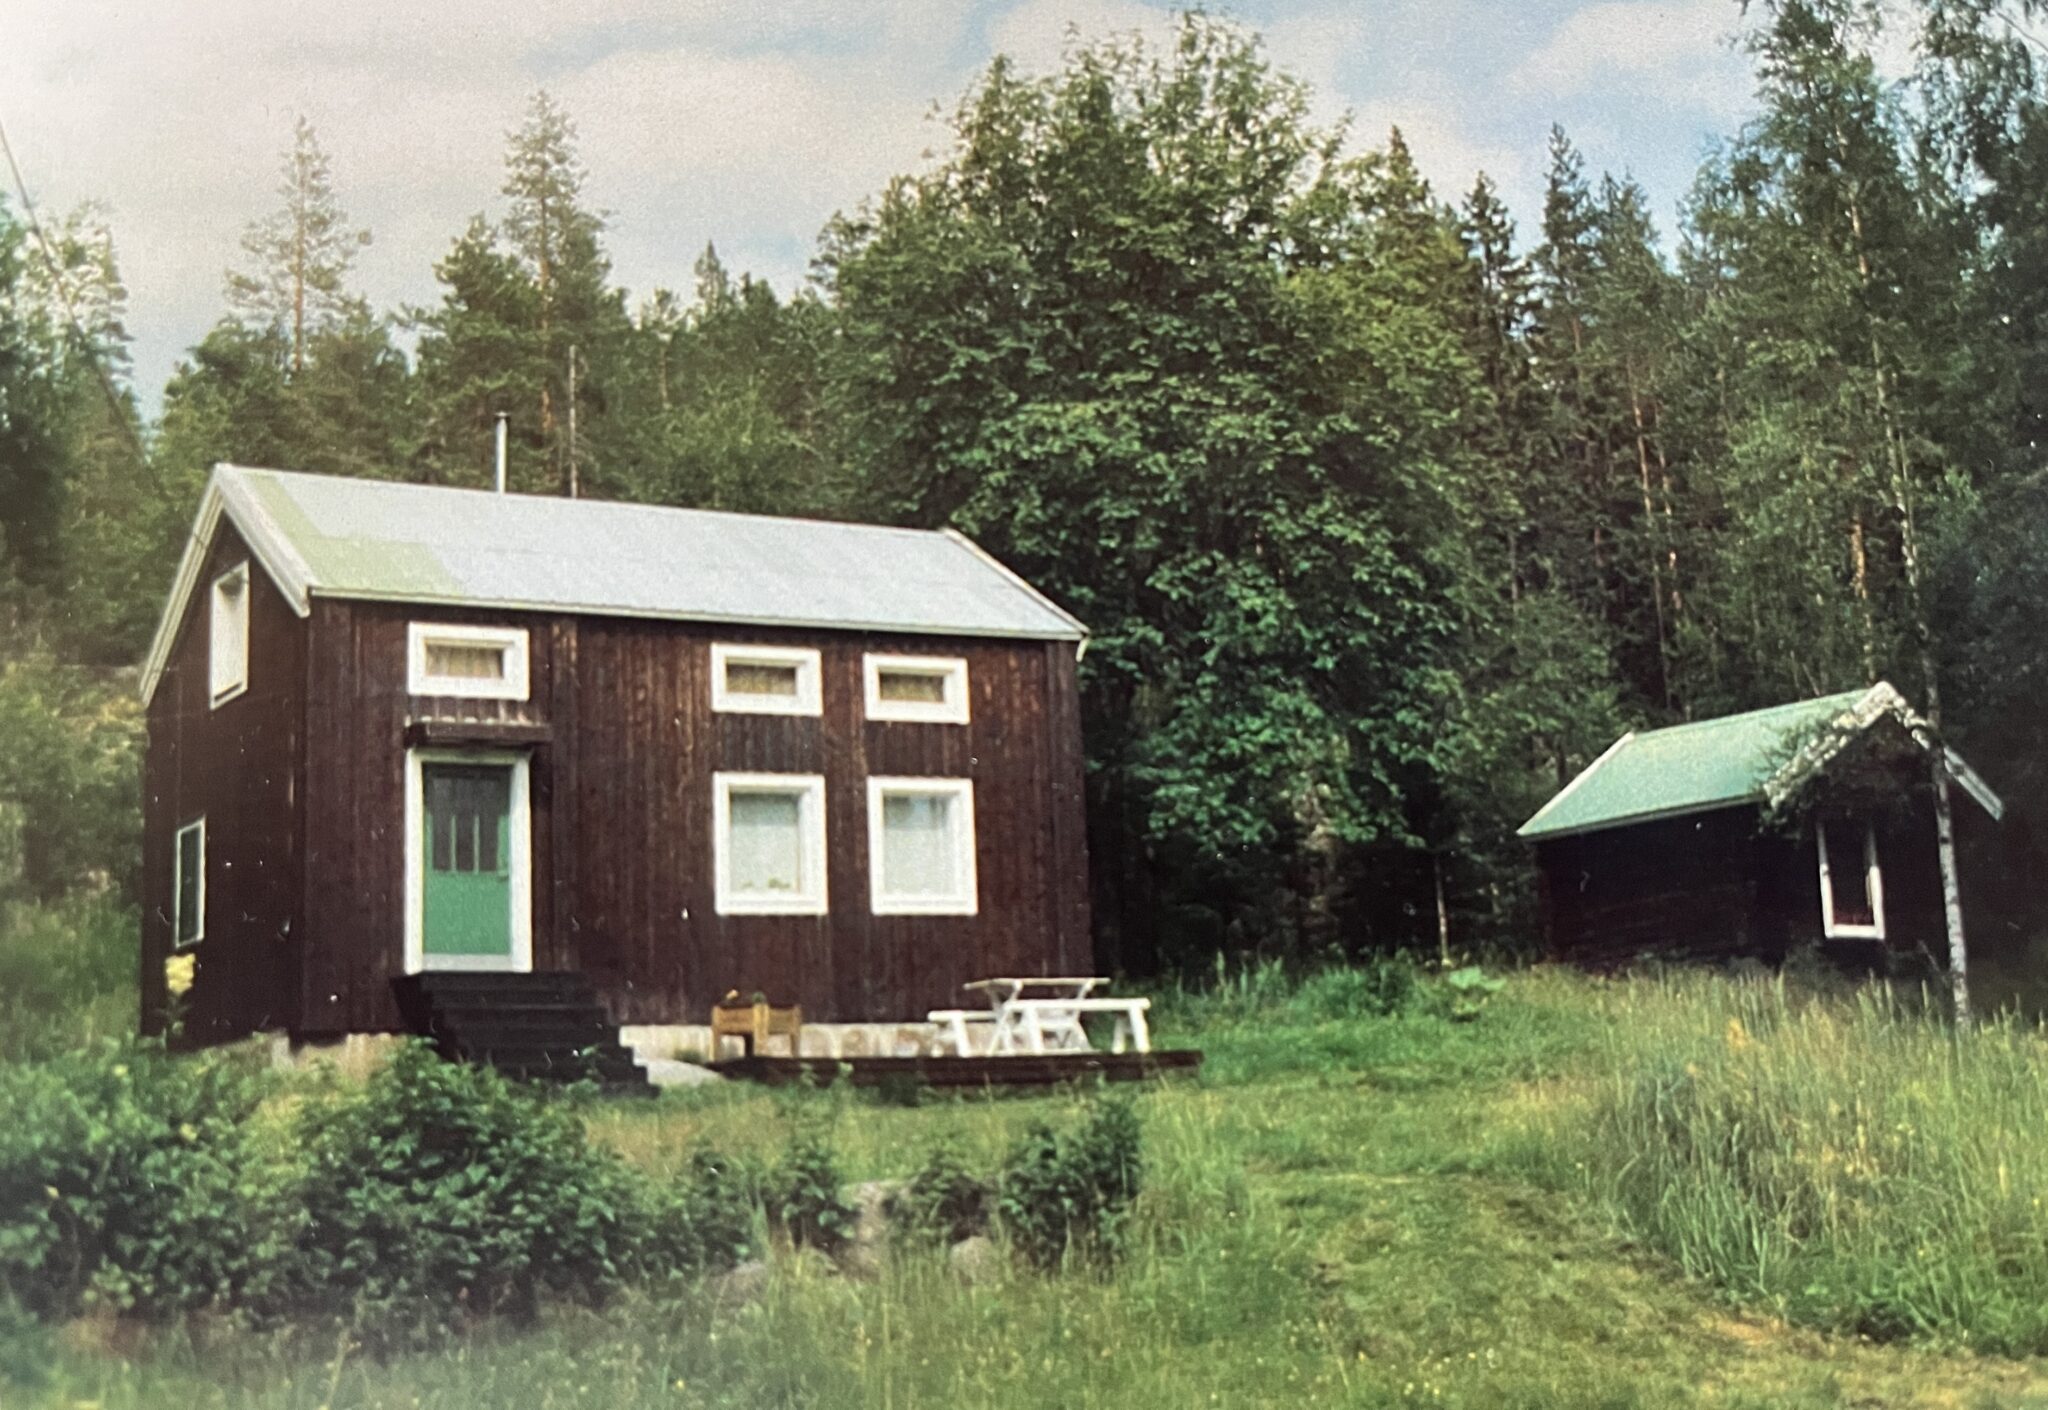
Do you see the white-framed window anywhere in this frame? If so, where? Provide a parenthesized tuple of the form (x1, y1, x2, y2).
(407, 623, 530, 701)
(173, 817, 206, 949)
(208, 563, 249, 706)
(1817, 818, 1886, 940)
(867, 777, 978, 915)
(713, 772, 828, 915)
(711, 643, 822, 716)
(863, 653, 970, 724)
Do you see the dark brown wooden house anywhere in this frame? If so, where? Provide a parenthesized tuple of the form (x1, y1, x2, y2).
(140, 465, 1092, 1055)
(1519, 685, 2004, 969)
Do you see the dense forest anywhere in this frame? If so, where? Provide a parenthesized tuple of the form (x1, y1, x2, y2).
(6, 0, 2048, 979)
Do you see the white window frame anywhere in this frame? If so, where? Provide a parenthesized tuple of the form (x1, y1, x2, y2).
(172, 817, 206, 949)
(710, 643, 823, 717)
(1816, 818, 1886, 941)
(713, 772, 829, 915)
(407, 622, 530, 701)
(208, 563, 250, 707)
(867, 776, 978, 916)
(863, 653, 971, 725)
(403, 748, 535, 974)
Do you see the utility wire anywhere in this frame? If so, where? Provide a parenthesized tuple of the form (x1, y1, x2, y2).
(0, 109, 160, 484)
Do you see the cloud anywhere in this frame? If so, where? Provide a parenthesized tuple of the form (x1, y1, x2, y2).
(985, 0, 1181, 74)
(0, 0, 1765, 415)
(1510, 0, 1753, 119)
(0, 0, 981, 402)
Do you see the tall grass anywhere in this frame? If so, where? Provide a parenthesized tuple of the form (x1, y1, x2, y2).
(1556, 974, 2048, 1353)
(0, 895, 135, 1061)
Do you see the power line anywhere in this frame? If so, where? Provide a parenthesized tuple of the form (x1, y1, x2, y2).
(0, 109, 160, 485)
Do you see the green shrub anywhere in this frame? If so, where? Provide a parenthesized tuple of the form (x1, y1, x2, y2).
(997, 1094, 1143, 1269)
(651, 1149, 758, 1274)
(1290, 956, 1419, 1021)
(769, 1131, 856, 1253)
(1437, 965, 1507, 1021)
(0, 1041, 292, 1321)
(894, 1141, 989, 1245)
(293, 1041, 653, 1349)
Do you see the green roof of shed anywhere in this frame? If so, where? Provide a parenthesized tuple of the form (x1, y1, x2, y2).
(1518, 688, 1881, 841)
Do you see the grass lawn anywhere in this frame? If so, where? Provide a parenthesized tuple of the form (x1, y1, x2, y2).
(17, 970, 2048, 1408)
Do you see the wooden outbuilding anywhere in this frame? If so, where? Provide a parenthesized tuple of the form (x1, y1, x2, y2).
(139, 465, 1092, 1057)
(1519, 685, 2004, 969)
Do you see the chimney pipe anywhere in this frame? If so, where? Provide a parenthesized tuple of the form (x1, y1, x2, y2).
(494, 413, 509, 494)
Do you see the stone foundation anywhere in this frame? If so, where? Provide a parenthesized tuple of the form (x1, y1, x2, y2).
(620, 1021, 946, 1064)
(262, 1021, 954, 1077)
(268, 1031, 408, 1079)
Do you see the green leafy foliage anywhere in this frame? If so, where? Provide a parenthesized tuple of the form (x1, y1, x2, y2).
(769, 1130, 856, 1254)
(1440, 965, 1509, 1022)
(292, 1041, 659, 1347)
(0, 1041, 291, 1321)
(0, 653, 141, 903)
(823, 19, 1492, 967)
(894, 1141, 990, 1246)
(651, 1149, 759, 1275)
(997, 1094, 1143, 1269)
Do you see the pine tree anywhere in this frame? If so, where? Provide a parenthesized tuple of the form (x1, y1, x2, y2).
(225, 117, 370, 376)
(499, 91, 623, 496)
(412, 219, 544, 488)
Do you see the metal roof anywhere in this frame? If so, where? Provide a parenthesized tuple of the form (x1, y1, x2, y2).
(1517, 684, 2002, 841)
(140, 464, 1086, 703)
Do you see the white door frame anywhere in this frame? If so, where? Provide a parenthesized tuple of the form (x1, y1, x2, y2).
(403, 747, 534, 974)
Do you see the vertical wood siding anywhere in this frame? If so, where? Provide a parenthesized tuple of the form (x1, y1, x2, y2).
(295, 602, 1089, 1034)
(140, 521, 305, 1041)
(1539, 802, 1953, 968)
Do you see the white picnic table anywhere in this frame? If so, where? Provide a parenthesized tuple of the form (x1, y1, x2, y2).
(930, 977, 1152, 1056)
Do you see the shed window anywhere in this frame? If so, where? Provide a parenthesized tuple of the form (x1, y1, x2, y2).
(173, 818, 205, 948)
(407, 623, 529, 701)
(711, 644, 822, 717)
(867, 777, 977, 915)
(208, 563, 249, 706)
(1817, 819, 1885, 940)
(863, 654, 969, 724)
(714, 773, 827, 914)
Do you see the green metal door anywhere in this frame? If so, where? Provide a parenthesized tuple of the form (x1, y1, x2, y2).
(421, 764, 514, 964)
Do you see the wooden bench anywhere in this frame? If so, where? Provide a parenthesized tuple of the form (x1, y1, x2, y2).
(711, 995, 802, 1058)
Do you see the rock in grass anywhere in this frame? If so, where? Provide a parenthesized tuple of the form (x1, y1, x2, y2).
(948, 1235, 1002, 1285)
(709, 1259, 770, 1308)
(837, 1180, 903, 1279)
(643, 1058, 725, 1088)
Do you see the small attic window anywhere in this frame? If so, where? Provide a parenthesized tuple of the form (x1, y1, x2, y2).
(1817, 818, 1886, 940)
(208, 563, 250, 706)
(407, 623, 530, 701)
(711, 644, 822, 717)
(863, 654, 969, 724)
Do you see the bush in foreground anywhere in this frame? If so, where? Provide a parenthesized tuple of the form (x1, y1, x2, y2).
(998, 1094, 1143, 1269)
(294, 1042, 671, 1347)
(0, 1042, 292, 1321)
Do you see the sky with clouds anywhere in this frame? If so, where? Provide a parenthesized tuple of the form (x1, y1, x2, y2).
(1, 0, 1785, 410)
